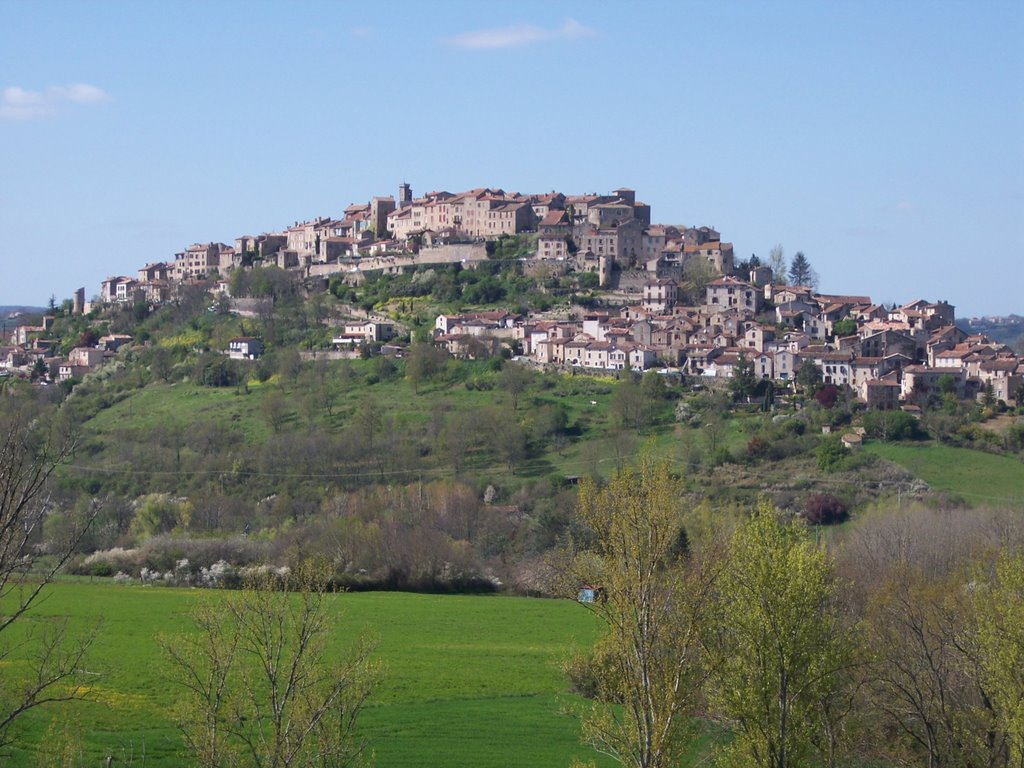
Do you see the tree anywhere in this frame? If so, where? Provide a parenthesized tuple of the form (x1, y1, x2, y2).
(441, 411, 473, 476)
(788, 251, 817, 289)
(680, 259, 718, 305)
(277, 347, 303, 387)
(30, 357, 48, 382)
(639, 369, 667, 406)
(768, 245, 787, 285)
(701, 411, 728, 464)
(802, 494, 848, 526)
(831, 318, 857, 338)
(705, 503, 857, 767)
(0, 407, 98, 748)
(161, 561, 377, 768)
(795, 359, 822, 395)
(862, 566, 1001, 766)
(354, 395, 383, 452)
(816, 435, 849, 472)
(129, 492, 184, 542)
(499, 362, 531, 411)
(612, 373, 668, 432)
(814, 383, 840, 409)
(571, 456, 716, 768)
(262, 387, 290, 433)
(861, 409, 917, 441)
(728, 354, 757, 402)
(611, 377, 647, 431)
(495, 417, 527, 473)
(372, 354, 397, 382)
(936, 373, 958, 396)
(842, 506, 1024, 767)
(974, 549, 1024, 763)
(150, 345, 175, 382)
(737, 254, 761, 273)
(405, 341, 446, 394)
(982, 381, 997, 407)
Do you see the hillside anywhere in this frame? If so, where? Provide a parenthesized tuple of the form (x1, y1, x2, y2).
(0, 251, 1020, 595)
(22, 353, 1023, 591)
(960, 315, 1024, 351)
(1, 208, 1021, 768)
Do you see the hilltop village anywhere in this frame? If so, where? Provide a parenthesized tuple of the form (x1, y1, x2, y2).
(5, 183, 1022, 408)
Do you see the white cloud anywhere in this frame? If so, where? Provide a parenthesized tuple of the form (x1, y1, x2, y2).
(877, 200, 915, 215)
(0, 83, 111, 121)
(351, 26, 371, 39)
(443, 18, 595, 50)
(61, 83, 110, 104)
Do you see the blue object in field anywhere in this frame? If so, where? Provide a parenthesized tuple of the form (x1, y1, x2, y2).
(578, 587, 595, 603)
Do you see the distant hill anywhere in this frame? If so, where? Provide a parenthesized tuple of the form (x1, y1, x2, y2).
(959, 314, 1024, 350)
(0, 306, 47, 318)
(0, 306, 47, 333)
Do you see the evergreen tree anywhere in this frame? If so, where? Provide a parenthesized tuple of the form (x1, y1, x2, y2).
(788, 251, 817, 288)
(728, 354, 757, 401)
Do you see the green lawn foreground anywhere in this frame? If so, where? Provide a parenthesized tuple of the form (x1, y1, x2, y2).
(864, 441, 1024, 506)
(3, 583, 613, 767)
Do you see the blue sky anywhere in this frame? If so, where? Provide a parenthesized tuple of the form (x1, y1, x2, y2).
(2, 1, 1021, 316)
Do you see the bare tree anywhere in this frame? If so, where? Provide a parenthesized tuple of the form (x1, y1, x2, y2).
(0, 407, 98, 748)
(161, 598, 240, 768)
(162, 561, 378, 768)
(261, 387, 290, 434)
(499, 363, 532, 411)
(838, 506, 1024, 766)
(768, 244, 787, 286)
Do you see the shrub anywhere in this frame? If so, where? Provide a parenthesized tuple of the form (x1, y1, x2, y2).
(563, 640, 620, 702)
(746, 436, 771, 460)
(72, 536, 267, 580)
(86, 560, 114, 577)
(817, 436, 849, 472)
(76, 547, 141, 576)
(767, 435, 812, 461)
(815, 384, 840, 409)
(803, 494, 849, 525)
(862, 409, 919, 441)
(711, 447, 733, 467)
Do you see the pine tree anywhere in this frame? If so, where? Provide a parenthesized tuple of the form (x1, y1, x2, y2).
(788, 251, 816, 288)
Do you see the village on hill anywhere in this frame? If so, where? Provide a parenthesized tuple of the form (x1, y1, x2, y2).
(4, 183, 1022, 409)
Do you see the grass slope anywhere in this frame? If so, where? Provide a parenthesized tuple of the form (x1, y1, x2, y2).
(3, 584, 612, 767)
(864, 441, 1024, 506)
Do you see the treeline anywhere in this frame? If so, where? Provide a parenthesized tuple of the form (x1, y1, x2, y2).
(566, 457, 1024, 768)
(66, 477, 568, 593)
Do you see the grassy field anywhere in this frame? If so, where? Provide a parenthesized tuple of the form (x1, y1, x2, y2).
(72, 362, 669, 493)
(864, 441, 1024, 506)
(3, 583, 614, 767)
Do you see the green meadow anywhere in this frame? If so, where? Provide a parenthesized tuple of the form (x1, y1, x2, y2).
(864, 441, 1024, 506)
(74, 364, 755, 489)
(4, 583, 614, 767)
